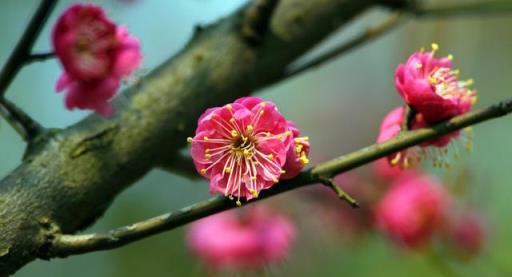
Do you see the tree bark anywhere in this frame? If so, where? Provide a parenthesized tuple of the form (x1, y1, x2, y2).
(0, 0, 383, 275)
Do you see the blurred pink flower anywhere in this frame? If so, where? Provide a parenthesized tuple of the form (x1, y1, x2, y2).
(446, 211, 486, 259)
(377, 106, 463, 168)
(186, 206, 296, 270)
(376, 106, 410, 167)
(375, 173, 448, 249)
(189, 97, 303, 204)
(373, 158, 404, 181)
(281, 120, 310, 179)
(53, 3, 142, 116)
(395, 43, 476, 123)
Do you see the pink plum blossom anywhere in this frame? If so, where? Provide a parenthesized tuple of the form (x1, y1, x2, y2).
(53, 3, 142, 116)
(446, 211, 486, 259)
(377, 106, 463, 168)
(395, 43, 476, 123)
(376, 106, 410, 167)
(189, 97, 310, 204)
(281, 120, 310, 179)
(186, 205, 296, 270)
(375, 173, 448, 249)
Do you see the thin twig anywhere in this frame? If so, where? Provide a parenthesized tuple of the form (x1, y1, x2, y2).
(319, 177, 359, 208)
(0, 98, 44, 141)
(26, 52, 56, 64)
(48, 95, 512, 257)
(413, 1, 512, 18)
(285, 13, 404, 78)
(0, 0, 58, 97)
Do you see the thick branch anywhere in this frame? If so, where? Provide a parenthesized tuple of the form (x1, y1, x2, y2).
(0, 0, 57, 97)
(49, 96, 512, 256)
(242, 0, 280, 45)
(0, 0, 377, 275)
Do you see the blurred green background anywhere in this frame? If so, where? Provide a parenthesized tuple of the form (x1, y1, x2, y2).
(1, 0, 511, 276)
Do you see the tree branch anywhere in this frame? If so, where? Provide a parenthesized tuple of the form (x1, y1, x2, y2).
(0, 98, 44, 141)
(412, 0, 512, 17)
(242, 0, 280, 45)
(157, 153, 200, 180)
(319, 177, 359, 208)
(26, 52, 56, 64)
(285, 12, 404, 78)
(0, 0, 58, 97)
(0, 0, 377, 275)
(47, 95, 512, 257)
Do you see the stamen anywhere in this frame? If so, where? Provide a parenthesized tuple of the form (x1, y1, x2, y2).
(390, 152, 402, 166)
(187, 137, 193, 143)
(431, 42, 439, 52)
(246, 125, 254, 133)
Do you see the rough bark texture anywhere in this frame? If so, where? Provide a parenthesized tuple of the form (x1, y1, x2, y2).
(0, 0, 389, 275)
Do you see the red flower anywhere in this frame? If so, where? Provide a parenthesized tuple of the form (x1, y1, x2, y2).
(53, 3, 142, 116)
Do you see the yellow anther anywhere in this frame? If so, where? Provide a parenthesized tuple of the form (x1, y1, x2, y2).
(415, 63, 423, 69)
(187, 137, 193, 143)
(299, 154, 310, 165)
(259, 110, 264, 116)
(390, 153, 402, 166)
(236, 200, 242, 206)
(431, 43, 439, 52)
(272, 177, 279, 183)
(224, 167, 231, 173)
(403, 158, 410, 169)
(465, 79, 474, 86)
(267, 153, 274, 160)
(243, 149, 251, 156)
(205, 149, 210, 153)
(280, 170, 286, 174)
(231, 130, 238, 137)
(295, 136, 309, 143)
(453, 69, 460, 75)
(470, 96, 478, 105)
(204, 153, 212, 160)
(277, 134, 283, 139)
(447, 54, 454, 60)
(203, 136, 209, 141)
(285, 130, 292, 136)
(226, 104, 233, 110)
(428, 76, 437, 84)
(228, 195, 234, 200)
(251, 176, 257, 180)
(200, 169, 207, 175)
(252, 191, 259, 198)
(295, 144, 303, 154)
(229, 118, 236, 123)
(246, 125, 254, 132)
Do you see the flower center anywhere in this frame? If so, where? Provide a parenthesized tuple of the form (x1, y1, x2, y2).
(429, 67, 475, 102)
